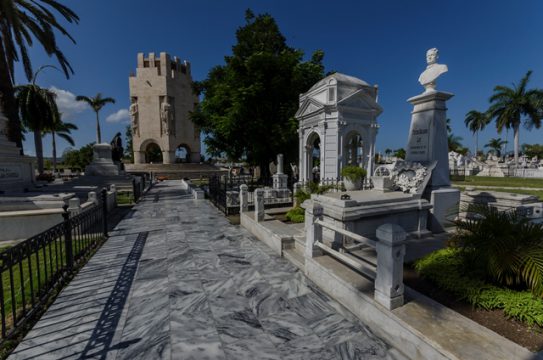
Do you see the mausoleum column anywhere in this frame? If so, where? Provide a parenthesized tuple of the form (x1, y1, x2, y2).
(162, 150, 175, 164)
(134, 151, 144, 164)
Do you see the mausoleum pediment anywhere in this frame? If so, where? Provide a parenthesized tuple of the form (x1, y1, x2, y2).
(338, 89, 383, 115)
(295, 98, 325, 118)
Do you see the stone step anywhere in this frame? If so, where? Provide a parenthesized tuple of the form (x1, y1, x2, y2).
(283, 248, 305, 271)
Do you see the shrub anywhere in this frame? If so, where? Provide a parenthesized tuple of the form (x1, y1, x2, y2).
(415, 248, 543, 326)
(341, 166, 367, 182)
(451, 205, 543, 297)
(286, 206, 305, 223)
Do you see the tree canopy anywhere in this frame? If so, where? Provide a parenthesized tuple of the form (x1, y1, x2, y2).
(191, 10, 325, 177)
(0, 0, 79, 149)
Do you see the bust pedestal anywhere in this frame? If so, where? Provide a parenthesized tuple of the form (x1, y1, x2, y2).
(406, 90, 459, 232)
(84, 143, 121, 176)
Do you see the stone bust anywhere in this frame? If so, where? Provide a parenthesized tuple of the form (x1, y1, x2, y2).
(418, 48, 448, 93)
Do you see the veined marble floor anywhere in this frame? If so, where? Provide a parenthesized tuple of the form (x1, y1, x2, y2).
(9, 181, 398, 360)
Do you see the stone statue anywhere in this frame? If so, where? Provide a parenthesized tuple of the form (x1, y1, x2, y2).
(160, 97, 175, 135)
(418, 48, 448, 93)
(290, 162, 299, 180)
(161, 98, 174, 135)
(129, 99, 139, 136)
(110, 132, 123, 162)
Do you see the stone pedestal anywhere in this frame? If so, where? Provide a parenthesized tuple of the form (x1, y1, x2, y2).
(428, 187, 460, 233)
(406, 91, 453, 188)
(272, 154, 289, 190)
(0, 109, 34, 193)
(85, 143, 120, 176)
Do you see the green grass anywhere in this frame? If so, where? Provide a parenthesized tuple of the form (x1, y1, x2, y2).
(454, 185, 543, 201)
(286, 207, 305, 223)
(0, 232, 103, 334)
(415, 248, 543, 326)
(116, 191, 134, 205)
(452, 176, 543, 189)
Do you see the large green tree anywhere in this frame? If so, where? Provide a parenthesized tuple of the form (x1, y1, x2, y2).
(15, 82, 59, 173)
(488, 71, 543, 166)
(464, 110, 490, 156)
(76, 93, 115, 144)
(191, 10, 325, 178)
(0, 0, 78, 150)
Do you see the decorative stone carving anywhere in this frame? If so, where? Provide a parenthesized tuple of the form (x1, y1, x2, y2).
(129, 99, 139, 136)
(418, 48, 448, 93)
(161, 98, 174, 136)
(391, 161, 430, 194)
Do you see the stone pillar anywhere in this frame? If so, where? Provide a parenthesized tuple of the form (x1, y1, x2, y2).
(134, 151, 144, 164)
(293, 182, 302, 197)
(406, 91, 460, 232)
(374, 223, 407, 310)
(254, 188, 264, 222)
(273, 153, 288, 190)
(67, 197, 81, 216)
(88, 191, 98, 205)
(239, 184, 248, 213)
(304, 201, 323, 259)
(406, 91, 453, 188)
(163, 150, 175, 164)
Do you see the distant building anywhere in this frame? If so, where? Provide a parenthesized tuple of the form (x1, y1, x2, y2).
(129, 52, 201, 164)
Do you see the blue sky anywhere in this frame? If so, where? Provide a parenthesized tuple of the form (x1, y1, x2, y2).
(15, 0, 543, 157)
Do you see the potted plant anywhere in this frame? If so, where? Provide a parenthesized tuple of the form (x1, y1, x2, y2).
(341, 166, 367, 191)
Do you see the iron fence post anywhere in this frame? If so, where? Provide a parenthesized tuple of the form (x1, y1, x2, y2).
(132, 178, 137, 202)
(62, 205, 74, 269)
(101, 188, 108, 238)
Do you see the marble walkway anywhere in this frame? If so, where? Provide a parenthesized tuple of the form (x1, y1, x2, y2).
(9, 181, 397, 360)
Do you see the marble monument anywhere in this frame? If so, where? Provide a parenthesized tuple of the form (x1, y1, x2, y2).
(406, 48, 459, 232)
(0, 101, 34, 193)
(129, 52, 201, 164)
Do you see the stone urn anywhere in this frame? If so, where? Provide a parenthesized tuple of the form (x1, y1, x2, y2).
(344, 178, 362, 191)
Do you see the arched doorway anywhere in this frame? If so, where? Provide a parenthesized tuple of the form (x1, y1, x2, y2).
(344, 132, 364, 167)
(175, 144, 191, 163)
(145, 143, 163, 164)
(305, 132, 321, 182)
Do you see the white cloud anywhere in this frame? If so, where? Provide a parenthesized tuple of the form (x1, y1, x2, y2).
(106, 109, 130, 123)
(49, 86, 88, 120)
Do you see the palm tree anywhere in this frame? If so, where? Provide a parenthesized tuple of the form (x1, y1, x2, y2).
(15, 84, 59, 174)
(76, 93, 115, 144)
(45, 115, 77, 175)
(0, 0, 79, 150)
(488, 71, 543, 166)
(484, 138, 507, 158)
(448, 134, 464, 153)
(464, 110, 490, 156)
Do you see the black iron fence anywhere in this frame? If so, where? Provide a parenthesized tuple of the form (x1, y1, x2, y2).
(0, 189, 109, 341)
(207, 175, 294, 216)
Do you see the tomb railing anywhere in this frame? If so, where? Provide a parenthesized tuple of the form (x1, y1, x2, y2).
(305, 202, 406, 310)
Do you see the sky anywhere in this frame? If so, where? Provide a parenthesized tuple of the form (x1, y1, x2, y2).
(14, 0, 543, 158)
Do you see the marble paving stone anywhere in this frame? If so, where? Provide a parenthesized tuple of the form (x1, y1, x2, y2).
(9, 181, 394, 360)
(222, 334, 281, 360)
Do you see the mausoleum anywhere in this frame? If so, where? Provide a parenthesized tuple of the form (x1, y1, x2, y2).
(129, 52, 201, 164)
(295, 73, 381, 182)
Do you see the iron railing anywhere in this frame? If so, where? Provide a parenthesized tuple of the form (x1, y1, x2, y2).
(0, 189, 109, 341)
(208, 175, 294, 216)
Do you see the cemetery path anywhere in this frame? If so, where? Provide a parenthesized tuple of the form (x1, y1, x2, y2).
(9, 180, 396, 360)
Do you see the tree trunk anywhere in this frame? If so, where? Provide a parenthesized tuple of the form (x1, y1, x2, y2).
(475, 132, 478, 157)
(52, 130, 57, 176)
(0, 44, 23, 153)
(514, 123, 520, 167)
(34, 129, 44, 174)
(95, 111, 101, 144)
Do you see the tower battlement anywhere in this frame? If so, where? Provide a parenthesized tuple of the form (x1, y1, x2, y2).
(135, 52, 191, 78)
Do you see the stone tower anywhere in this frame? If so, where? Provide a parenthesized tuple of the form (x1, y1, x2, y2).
(129, 52, 201, 164)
